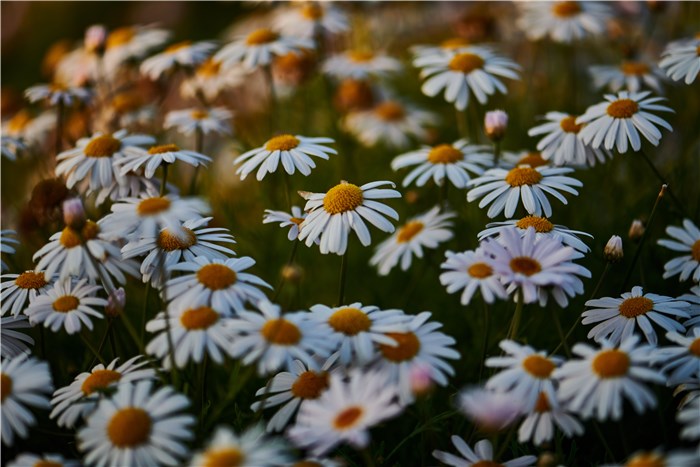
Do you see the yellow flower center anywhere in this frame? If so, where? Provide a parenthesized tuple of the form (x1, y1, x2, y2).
(197, 58, 221, 77)
(427, 144, 463, 164)
(620, 61, 651, 76)
(157, 228, 197, 251)
(522, 355, 556, 378)
(112, 92, 143, 113)
(136, 196, 171, 216)
(335, 79, 374, 112)
(333, 406, 363, 429)
(380, 332, 421, 362)
(1, 373, 12, 403)
(291, 371, 329, 399)
(328, 307, 372, 335)
(107, 407, 152, 447)
(618, 296, 654, 318)
(289, 217, 305, 226)
(81, 369, 122, 395)
(505, 167, 543, 187)
(689, 338, 700, 357)
(468, 262, 493, 278)
(515, 216, 554, 233)
(625, 452, 666, 467)
(448, 52, 485, 74)
(261, 319, 302, 345)
(697, 45, 700, 57)
(52, 295, 80, 312)
(517, 152, 547, 168)
(246, 28, 279, 45)
(148, 144, 180, 155)
(323, 182, 364, 214)
(692, 239, 700, 262)
(374, 101, 405, 121)
(472, 461, 504, 467)
(196, 264, 237, 290)
(397, 221, 424, 243)
(531, 392, 551, 413)
(265, 135, 300, 151)
(552, 1, 581, 17)
(300, 3, 324, 20)
(15, 271, 48, 289)
(294, 462, 323, 467)
(510, 257, 542, 276)
(606, 99, 639, 118)
(8, 110, 32, 133)
(202, 448, 245, 467)
(165, 40, 192, 53)
(441, 37, 470, 49)
(180, 306, 220, 330)
(59, 220, 100, 248)
(191, 110, 210, 121)
(348, 50, 374, 62)
(106, 27, 135, 49)
(84, 135, 122, 158)
(592, 349, 630, 378)
(560, 115, 583, 133)
(33, 461, 63, 467)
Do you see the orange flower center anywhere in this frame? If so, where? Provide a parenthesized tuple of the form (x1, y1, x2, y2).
(397, 221, 424, 243)
(180, 306, 220, 330)
(84, 135, 121, 158)
(52, 295, 80, 312)
(618, 296, 654, 318)
(246, 28, 279, 45)
(106, 27, 135, 49)
(620, 61, 651, 76)
(448, 52, 485, 74)
(59, 220, 100, 248)
(107, 407, 152, 447)
(328, 307, 372, 335)
(333, 406, 363, 429)
(510, 257, 542, 276)
(522, 355, 556, 378)
(136, 196, 171, 216)
(323, 182, 364, 214)
(191, 109, 209, 120)
(157, 228, 197, 251)
(197, 58, 221, 77)
(560, 115, 583, 133)
(517, 152, 547, 168)
(15, 271, 48, 289)
(428, 144, 463, 164)
(33, 461, 63, 467)
(291, 371, 329, 399)
(625, 452, 666, 467)
(300, 3, 324, 20)
(335, 79, 374, 111)
(374, 101, 405, 121)
(692, 239, 700, 261)
(265, 135, 300, 151)
(261, 319, 302, 345)
(289, 217, 305, 226)
(592, 349, 630, 378)
(607, 99, 639, 118)
(441, 37, 470, 49)
(148, 144, 180, 155)
(380, 332, 421, 362)
(468, 262, 493, 278)
(112, 92, 143, 113)
(552, 1, 581, 18)
(505, 167, 543, 187)
(472, 461, 504, 467)
(165, 41, 192, 53)
(8, 110, 32, 133)
(534, 392, 551, 413)
(81, 369, 122, 395)
(689, 338, 700, 357)
(202, 448, 245, 467)
(515, 216, 554, 233)
(348, 50, 374, 62)
(1, 373, 12, 403)
(196, 264, 237, 290)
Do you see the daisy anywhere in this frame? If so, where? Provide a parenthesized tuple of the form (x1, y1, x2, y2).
(50, 356, 156, 429)
(234, 134, 336, 181)
(343, 100, 435, 149)
(229, 301, 335, 375)
(433, 437, 536, 467)
(410, 37, 474, 65)
(164, 107, 233, 137)
(518, 391, 584, 446)
(77, 381, 195, 467)
(677, 395, 700, 441)
(0, 230, 19, 272)
(457, 387, 525, 432)
(2, 109, 55, 148)
(528, 111, 612, 167)
(655, 327, 700, 385)
(590, 59, 667, 94)
(371, 311, 460, 404)
(165, 256, 271, 316)
(657, 218, 700, 282)
(287, 369, 403, 456)
(1, 354, 53, 446)
(554, 336, 664, 421)
(180, 58, 248, 102)
(273, 2, 349, 40)
(605, 450, 700, 467)
(7, 453, 79, 467)
(56, 129, 155, 192)
(1, 136, 25, 161)
(1, 270, 54, 316)
(416, 45, 520, 110)
(263, 206, 308, 241)
(391, 139, 492, 189)
(577, 90, 674, 153)
(370, 207, 455, 276)
(439, 248, 508, 305)
(189, 425, 291, 467)
(215, 28, 312, 70)
(0, 315, 34, 358)
(24, 82, 91, 106)
(466, 164, 582, 218)
(140, 40, 217, 80)
(516, 1, 611, 44)
(582, 286, 689, 346)
(118, 143, 211, 179)
(25, 278, 106, 334)
(103, 25, 170, 74)
(94, 173, 161, 206)
(478, 215, 592, 253)
(298, 180, 401, 255)
(681, 285, 700, 328)
(659, 37, 700, 84)
(323, 50, 402, 80)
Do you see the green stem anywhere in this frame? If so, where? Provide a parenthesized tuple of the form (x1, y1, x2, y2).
(55, 100, 64, 157)
(439, 181, 449, 212)
(477, 297, 490, 382)
(456, 107, 468, 140)
(638, 150, 685, 216)
(264, 64, 277, 134)
(592, 421, 615, 462)
(360, 448, 376, 467)
(140, 282, 151, 345)
(272, 240, 299, 302)
(283, 173, 292, 211)
(120, 308, 145, 354)
(508, 289, 524, 341)
(188, 127, 204, 195)
(550, 306, 571, 358)
(493, 140, 501, 168)
(160, 164, 169, 196)
(80, 331, 106, 365)
(337, 249, 349, 306)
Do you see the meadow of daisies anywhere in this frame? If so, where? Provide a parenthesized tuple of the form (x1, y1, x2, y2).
(1, 1, 700, 466)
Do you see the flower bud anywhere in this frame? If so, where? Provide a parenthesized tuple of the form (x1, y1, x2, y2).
(409, 363, 434, 396)
(458, 387, 523, 433)
(106, 287, 126, 318)
(63, 197, 86, 231)
(484, 110, 508, 142)
(85, 25, 107, 54)
(604, 235, 623, 263)
(281, 264, 303, 283)
(628, 219, 645, 242)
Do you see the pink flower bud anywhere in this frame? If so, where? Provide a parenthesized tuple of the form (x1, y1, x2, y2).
(62, 198, 86, 230)
(106, 288, 126, 318)
(484, 110, 508, 142)
(85, 25, 107, 54)
(409, 363, 434, 396)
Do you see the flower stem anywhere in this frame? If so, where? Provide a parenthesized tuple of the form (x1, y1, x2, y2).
(638, 150, 685, 216)
(140, 282, 151, 345)
(55, 100, 64, 157)
(337, 249, 349, 306)
(550, 306, 571, 358)
(507, 289, 524, 341)
(477, 297, 491, 382)
(493, 140, 501, 168)
(160, 163, 169, 196)
(272, 240, 299, 302)
(264, 64, 277, 134)
(80, 331, 106, 365)
(188, 127, 204, 195)
(456, 107, 468, 140)
(439, 181, 449, 212)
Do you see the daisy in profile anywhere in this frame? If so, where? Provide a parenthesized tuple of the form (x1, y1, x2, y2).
(274, 2, 349, 40)
(0, 230, 19, 272)
(577, 91, 673, 153)
(118, 143, 211, 179)
(582, 286, 689, 346)
(516, 1, 611, 43)
(24, 82, 91, 107)
(677, 395, 700, 442)
(657, 218, 700, 282)
(77, 381, 195, 466)
(478, 215, 592, 253)
(165, 256, 271, 315)
(467, 164, 582, 219)
(518, 391, 584, 446)
(528, 111, 612, 167)
(165, 107, 233, 137)
(234, 134, 336, 181)
(298, 180, 401, 255)
(50, 356, 156, 429)
(263, 206, 307, 241)
(433, 436, 536, 467)
(554, 336, 664, 421)
(660, 37, 700, 84)
(323, 50, 402, 80)
(416, 45, 520, 110)
(94, 173, 161, 207)
(606, 450, 700, 467)
(180, 58, 248, 101)
(343, 100, 435, 149)
(215, 28, 312, 70)
(228, 301, 335, 375)
(655, 327, 700, 385)
(2, 109, 55, 150)
(391, 139, 492, 189)
(1, 315, 34, 358)
(7, 453, 79, 467)
(370, 207, 455, 276)
(681, 285, 700, 328)
(1, 354, 53, 446)
(1, 270, 54, 316)
(590, 59, 667, 94)
(410, 37, 473, 64)
(140, 40, 216, 80)
(440, 248, 508, 305)
(287, 370, 403, 456)
(103, 25, 170, 73)
(189, 425, 291, 467)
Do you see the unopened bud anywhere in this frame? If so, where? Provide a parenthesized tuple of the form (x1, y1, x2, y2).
(404, 190, 420, 204)
(484, 110, 508, 142)
(106, 287, 126, 318)
(409, 363, 434, 396)
(281, 264, 303, 283)
(537, 452, 557, 467)
(85, 25, 107, 54)
(628, 219, 645, 242)
(604, 235, 623, 263)
(63, 198, 86, 230)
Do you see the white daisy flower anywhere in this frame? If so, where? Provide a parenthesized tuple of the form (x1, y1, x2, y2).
(1, 354, 53, 446)
(2, 109, 55, 149)
(56, 129, 155, 192)
(440, 248, 508, 305)
(516, 1, 611, 44)
(180, 58, 248, 102)
(528, 111, 612, 167)
(658, 218, 700, 282)
(93, 173, 161, 206)
(25, 278, 106, 335)
(582, 286, 689, 346)
(370, 207, 455, 276)
(0, 315, 34, 358)
(467, 164, 582, 219)
(457, 387, 526, 432)
(24, 82, 91, 106)
(605, 450, 700, 467)
(410, 37, 474, 65)
(590, 59, 667, 94)
(298, 180, 401, 255)
(77, 381, 195, 467)
(1, 136, 25, 161)
(343, 100, 435, 149)
(391, 139, 492, 189)
(677, 395, 700, 442)
(478, 215, 592, 253)
(189, 424, 291, 467)
(554, 336, 664, 421)
(1, 270, 54, 317)
(140, 40, 217, 80)
(660, 37, 700, 84)
(229, 301, 335, 375)
(165, 107, 233, 137)
(517, 391, 584, 446)
(0, 230, 19, 272)
(415, 45, 520, 110)
(117, 143, 211, 179)
(433, 437, 536, 467)
(103, 25, 170, 74)
(165, 256, 271, 316)
(371, 311, 460, 404)
(287, 369, 403, 457)
(50, 356, 156, 429)
(263, 206, 307, 241)
(235, 134, 336, 181)
(273, 2, 349, 39)
(655, 327, 700, 385)
(576, 90, 674, 153)
(681, 285, 700, 329)
(323, 50, 402, 80)
(215, 28, 312, 70)
(7, 453, 79, 467)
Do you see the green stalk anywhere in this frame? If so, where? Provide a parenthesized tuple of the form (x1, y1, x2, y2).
(160, 164, 169, 196)
(337, 249, 349, 306)
(507, 289, 524, 341)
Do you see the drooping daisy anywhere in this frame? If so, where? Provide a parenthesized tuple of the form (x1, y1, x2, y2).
(140, 40, 217, 80)
(657, 218, 700, 282)
(298, 180, 401, 255)
(263, 206, 308, 241)
(440, 248, 508, 305)
(50, 356, 156, 429)
(215, 28, 312, 70)
(528, 111, 612, 167)
(1, 270, 54, 316)
(189, 425, 292, 467)
(590, 59, 667, 94)
(433, 436, 536, 467)
(164, 107, 233, 137)
(7, 453, 79, 467)
(287, 369, 403, 456)
(577, 91, 674, 153)
(0, 230, 19, 272)
(77, 381, 195, 467)
(660, 37, 700, 85)
(677, 395, 700, 442)
(102, 25, 170, 74)
(1, 354, 53, 446)
(24, 82, 91, 106)
(410, 37, 474, 65)
(655, 327, 700, 385)
(554, 336, 664, 421)
(165, 256, 271, 316)
(478, 215, 592, 253)
(180, 58, 248, 102)
(582, 286, 689, 346)
(1, 315, 34, 358)
(323, 50, 402, 80)
(457, 387, 525, 432)
(516, 1, 611, 44)
(391, 139, 492, 189)
(94, 173, 161, 206)
(416, 45, 520, 110)
(343, 100, 435, 149)
(273, 2, 349, 40)
(235, 134, 336, 181)
(370, 207, 455, 276)
(467, 164, 582, 218)
(605, 450, 700, 467)
(118, 143, 211, 179)
(518, 391, 584, 446)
